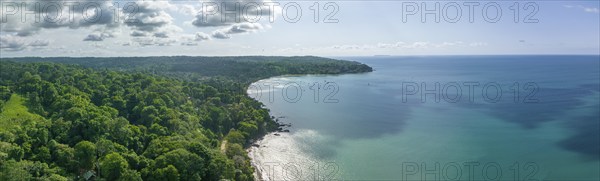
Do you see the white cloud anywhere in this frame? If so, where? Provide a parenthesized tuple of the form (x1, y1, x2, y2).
(0, 0, 277, 50)
(178, 4, 198, 16)
(330, 41, 486, 51)
(195, 32, 211, 41)
(564, 5, 600, 13)
(0, 34, 50, 51)
(469, 42, 488, 47)
(374, 42, 430, 49)
(372, 41, 487, 49)
(584, 8, 599, 13)
(191, 0, 279, 27)
(153, 32, 170, 38)
(181, 42, 198, 46)
(131, 31, 150, 37)
(210, 22, 263, 39)
(84, 32, 113, 41)
(0, 35, 27, 51)
(0, 0, 120, 37)
(132, 37, 177, 47)
(0, 0, 186, 43)
(225, 23, 264, 34)
(377, 42, 406, 48)
(176, 32, 211, 46)
(125, 1, 182, 38)
(211, 30, 231, 39)
(405, 42, 430, 49)
(29, 40, 50, 47)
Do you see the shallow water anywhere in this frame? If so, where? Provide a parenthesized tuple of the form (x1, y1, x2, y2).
(248, 55, 600, 180)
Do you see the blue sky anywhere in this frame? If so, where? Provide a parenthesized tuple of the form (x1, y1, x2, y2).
(1, 0, 598, 57)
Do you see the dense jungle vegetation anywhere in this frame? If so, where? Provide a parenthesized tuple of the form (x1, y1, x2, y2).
(0, 56, 372, 180)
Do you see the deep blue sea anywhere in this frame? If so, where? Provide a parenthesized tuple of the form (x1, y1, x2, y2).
(248, 55, 600, 180)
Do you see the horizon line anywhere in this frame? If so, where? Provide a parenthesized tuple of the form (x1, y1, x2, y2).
(1, 54, 600, 59)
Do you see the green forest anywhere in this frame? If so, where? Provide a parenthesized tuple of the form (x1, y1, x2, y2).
(0, 57, 372, 180)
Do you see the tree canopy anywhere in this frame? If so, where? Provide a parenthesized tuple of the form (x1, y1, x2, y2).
(0, 56, 372, 180)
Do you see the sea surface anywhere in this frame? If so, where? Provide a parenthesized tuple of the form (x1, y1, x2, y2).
(247, 55, 600, 180)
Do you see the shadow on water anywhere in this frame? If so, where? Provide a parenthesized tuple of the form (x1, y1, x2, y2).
(288, 84, 417, 160)
(486, 86, 594, 129)
(559, 112, 600, 161)
(307, 85, 414, 139)
(558, 84, 600, 160)
(271, 56, 600, 160)
(457, 83, 600, 160)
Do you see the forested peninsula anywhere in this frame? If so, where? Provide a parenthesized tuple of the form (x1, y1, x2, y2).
(0, 56, 372, 181)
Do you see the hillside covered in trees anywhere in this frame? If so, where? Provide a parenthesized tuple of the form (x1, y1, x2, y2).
(11, 56, 373, 83)
(0, 57, 372, 180)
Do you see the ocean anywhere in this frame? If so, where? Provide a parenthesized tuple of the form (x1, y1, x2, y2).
(247, 55, 600, 180)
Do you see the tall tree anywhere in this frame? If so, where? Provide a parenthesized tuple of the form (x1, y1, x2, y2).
(74, 141, 96, 171)
(100, 153, 128, 180)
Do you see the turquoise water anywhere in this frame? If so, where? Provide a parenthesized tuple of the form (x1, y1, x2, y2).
(248, 55, 600, 180)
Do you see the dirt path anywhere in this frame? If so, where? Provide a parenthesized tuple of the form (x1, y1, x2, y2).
(220, 140, 227, 153)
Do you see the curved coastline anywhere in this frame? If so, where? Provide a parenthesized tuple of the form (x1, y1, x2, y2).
(233, 58, 373, 180)
(246, 56, 600, 180)
(245, 75, 326, 181)
(245, 73, 372, 181)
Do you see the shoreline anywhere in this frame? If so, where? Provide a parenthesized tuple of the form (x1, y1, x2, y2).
(247, 117, 291, 181)
(246, 77, 297, 181)
(247, 136, 268, 181)
(248, 130, 304, 181)
(247, 143, 264, 181)
(245, 71, 372, 181)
